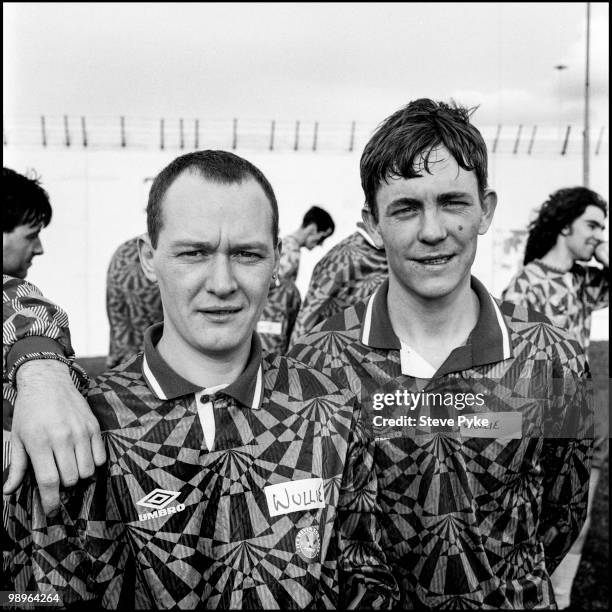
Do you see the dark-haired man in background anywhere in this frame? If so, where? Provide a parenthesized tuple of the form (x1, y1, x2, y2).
(502, 186, 608, 609)
(3, 167, 49, 279)
(3, 168, 103, 586)
(278, 205, 335, 282)
(289, 221, 388, 343)
(290, 99, 593, 608)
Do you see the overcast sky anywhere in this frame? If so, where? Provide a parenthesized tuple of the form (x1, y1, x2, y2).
(3, 2, 609, 127)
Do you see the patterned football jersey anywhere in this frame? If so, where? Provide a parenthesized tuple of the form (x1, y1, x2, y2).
(290, 230, 388, 345)
(289, 277, 593, 609)
(257, 279, 302, 355)
(106, 236, 163, 368)
(502, 259, 609, 351)
(9, 326, 398, 609)
(3, 275, 87, 579)
(278, 234, 302, 283)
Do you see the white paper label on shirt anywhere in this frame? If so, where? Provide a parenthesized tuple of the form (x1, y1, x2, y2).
(264, 478, 325, 517)
(257, 320, 283, 335)
(459, 412, 522, 439)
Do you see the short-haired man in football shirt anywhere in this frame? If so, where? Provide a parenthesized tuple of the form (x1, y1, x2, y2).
(278, 205, 335, 283)
(9, 150, 397, 609)
(289, 99, 593, 608)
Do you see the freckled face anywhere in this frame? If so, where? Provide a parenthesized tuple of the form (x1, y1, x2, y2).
(368, 146, 497, 302)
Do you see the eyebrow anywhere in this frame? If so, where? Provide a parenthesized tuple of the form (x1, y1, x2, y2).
(386, 197, 422, 210)
(437, 191, 475, 203)
(386, 192, 475, 211)
(170, 240, 271, 251)
(585, 219, 606, 229)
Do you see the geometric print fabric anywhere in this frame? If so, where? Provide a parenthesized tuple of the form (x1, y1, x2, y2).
(502, 259, 609, 351)
(8, 350, 399, 609)
(290, 231, 388, 343)
(105, 237, 164, 368)
(289, 281, 593, 609)
(258, 279, 301, 355)
(2, 275, 87, 576)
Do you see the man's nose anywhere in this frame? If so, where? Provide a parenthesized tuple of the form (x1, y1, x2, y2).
(417, 209, 447, 244)
(205, 255, 238, 296)
(32, 236, 44, 256)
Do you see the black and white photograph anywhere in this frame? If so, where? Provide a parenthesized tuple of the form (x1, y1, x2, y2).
(2, 2, 609, 609)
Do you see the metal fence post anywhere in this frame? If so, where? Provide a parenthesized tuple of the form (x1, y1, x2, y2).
(348, 121, 356, 152)
(64, 115, 71, 147)
(269, 120, 275, 151)
(312, 121, 319, 151)
(160, 118, 165, 150)
(232, 118, 238, 150)
(527, 125, 537, 155)
(492, 124, 501, 153)
(512, 124, 522, 154)
(293, 120, 300, 151)
(120, 116, 126, 147)
(81, 116, 88, 147)
(561, 125, 571, 155)
(41, 115, 47, 147)
(194, 119, 199, 149)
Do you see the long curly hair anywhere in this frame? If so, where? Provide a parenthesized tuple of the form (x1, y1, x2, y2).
(523, 187, 607, 265)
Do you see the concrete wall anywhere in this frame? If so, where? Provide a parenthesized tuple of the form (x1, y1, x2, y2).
(4, 146, 608, 356)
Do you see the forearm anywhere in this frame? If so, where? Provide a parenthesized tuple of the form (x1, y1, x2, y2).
(6, 360, 105, 513)
(15, 358, 84, 396)
(3, 276, 77, 366)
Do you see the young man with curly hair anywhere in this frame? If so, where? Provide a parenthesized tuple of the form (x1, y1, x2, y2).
(502, 186, 608, 609)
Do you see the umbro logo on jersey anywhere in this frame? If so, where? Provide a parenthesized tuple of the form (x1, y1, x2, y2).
(136, 488, 185, 522)
(137, 489, 180, 509)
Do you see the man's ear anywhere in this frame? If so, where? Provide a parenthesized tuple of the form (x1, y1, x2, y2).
(304, 222, 318, 237)
(477, 189, 498, 235)
(362, 206, 384, 249)
(138, 233, 158, 283)
(274, 237, 282, 273)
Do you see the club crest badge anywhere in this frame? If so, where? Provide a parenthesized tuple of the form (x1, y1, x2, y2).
(295, 526, 320, 562)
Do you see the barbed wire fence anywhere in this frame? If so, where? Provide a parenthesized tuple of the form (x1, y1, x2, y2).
(2, 115, 609, 156)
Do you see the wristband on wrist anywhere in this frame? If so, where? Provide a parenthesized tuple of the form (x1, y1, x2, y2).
(8, 351, 89, 388)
